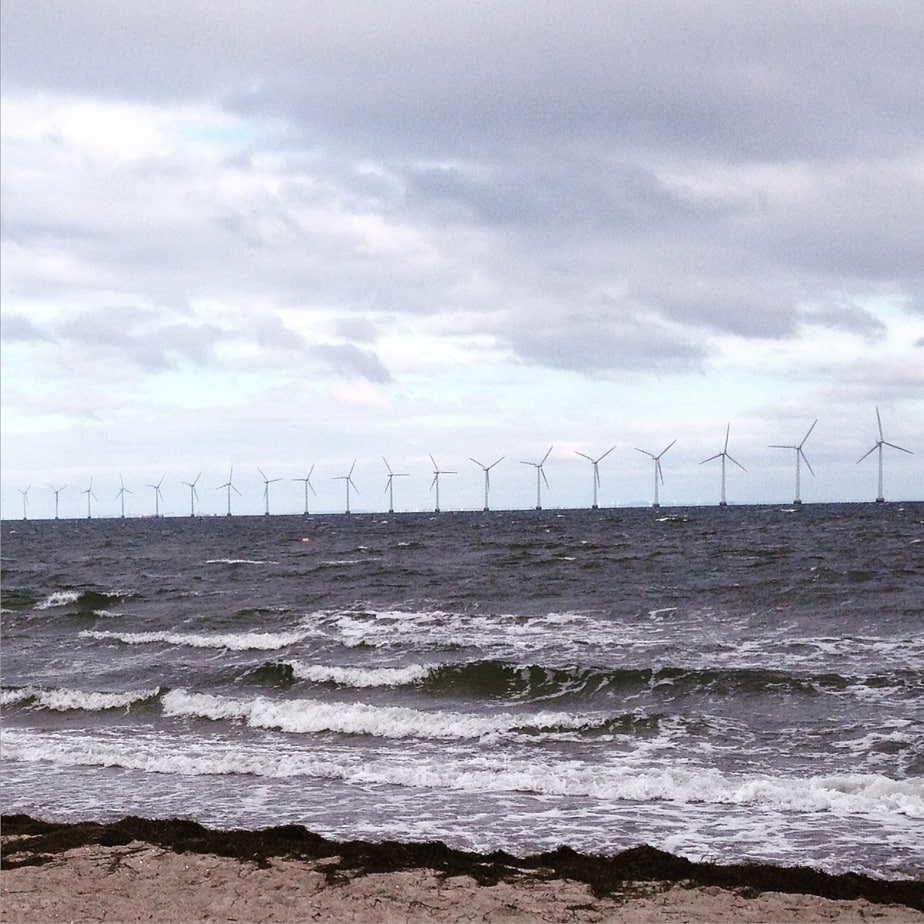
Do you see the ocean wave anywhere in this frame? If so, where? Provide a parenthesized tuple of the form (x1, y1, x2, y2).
(3, 726, 921, 818)
(0, 686, 160, 712)
(160, 689, 595, 740)
(34, 589, 126, 613)
(80, 628, 313, 651)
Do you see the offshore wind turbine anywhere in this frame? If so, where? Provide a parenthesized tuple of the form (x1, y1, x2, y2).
(470, 456, 504, 512)
(18, 485, 30, 520)
(429, 454, 456, 513)
(82, 478, 97, 519)
(293, 466, 316, 515)
(48, 484, 67, 520)
(333, 460, 359, 514)
(116, 474, 132, 518)
(635, 439, 676, 509)
(521, 446, 553, 511)
(258, 467, 283, 516)
(217, 469, 240, 516)
(382, 458, 409, 513)
(700, 425, 746, 506)
(770, 420, 817, 505)
(147, 475, 165, 518)
(575, 445, 615, 509)
(181, 474, 201, 517)
(857, 406, 914, 503)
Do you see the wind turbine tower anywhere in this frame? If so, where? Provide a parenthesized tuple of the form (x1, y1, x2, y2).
(48, 484, 67, 520)
(383, 458, 409, 513)
(635, 439, 676, 508)
(575, 446, 615, 509)
(700, 425, 746, 506)
(18, 486, 30, 520)
(116, 475, 132, 518)
(147, 475, 166, 518)
(182, 474, 201, 517)
(293, 466, 316, 515)
(258, 467, 283, 516)
(82, 479, 97, 519)
(521, 446, 553, 511)
(470, 457, 504, 512)
(217, 469, 240, 516)
(333, 461, 359, 514)
(857, 407, 914, 503)
(429, 454, 457, 513)
(770, 420, 817, 505)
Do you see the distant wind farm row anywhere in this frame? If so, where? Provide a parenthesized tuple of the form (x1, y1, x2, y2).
(6, 410, 916, 520)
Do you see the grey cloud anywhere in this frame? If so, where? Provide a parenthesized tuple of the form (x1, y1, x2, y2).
(0, 313, 51, 342)
(801, 304, 887, 340)
(309, 344, 391, 383)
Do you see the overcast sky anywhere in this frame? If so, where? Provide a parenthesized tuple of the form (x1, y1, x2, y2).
(2, 1, 922, 518)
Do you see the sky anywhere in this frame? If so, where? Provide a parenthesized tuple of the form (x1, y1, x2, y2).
(1, 1, 922, 518)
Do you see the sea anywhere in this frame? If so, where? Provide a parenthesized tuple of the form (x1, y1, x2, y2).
(1, 503, 922, 880)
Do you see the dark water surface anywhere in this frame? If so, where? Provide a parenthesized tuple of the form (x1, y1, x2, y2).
(2, 504, 922, 878)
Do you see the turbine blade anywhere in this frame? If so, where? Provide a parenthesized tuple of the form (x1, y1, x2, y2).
(800, 419, 818, 446)
(469, 457, 483, 468)
(658, 439, 677, 457)
(490, 457, 504, 468)
(856, 444, 878, 463)
(882, 441, 914, 455)
(541, 446, 553, 464)
(634, 447, 655, 458)
(383, 457, 393, 474)
(800, 449, 815, 477)
(724, 423, 731, 452)
(598, 445, 616, 462)
(700, 453, 721, 464)
(656, 460, 665, 485)
(876, 406, 883, 440)
(575, 451, 593, 462)
(727, 454, 747, 472)
(541, 469, 550, 488)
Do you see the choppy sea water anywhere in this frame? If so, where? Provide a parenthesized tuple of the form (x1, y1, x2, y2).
(1, 504, 922, 879)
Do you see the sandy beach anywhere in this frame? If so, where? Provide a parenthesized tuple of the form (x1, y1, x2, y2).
(2, 816, 922, 923)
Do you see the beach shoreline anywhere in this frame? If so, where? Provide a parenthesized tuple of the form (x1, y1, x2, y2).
(2, 815, 921, 923)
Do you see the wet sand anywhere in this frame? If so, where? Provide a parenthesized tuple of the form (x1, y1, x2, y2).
(2, 815, 922, 922)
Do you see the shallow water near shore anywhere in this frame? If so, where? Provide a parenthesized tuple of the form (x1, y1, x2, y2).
(2, 503, 922, 879)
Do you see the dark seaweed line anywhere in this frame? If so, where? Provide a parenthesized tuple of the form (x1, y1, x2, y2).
(1, 814, 921, 910)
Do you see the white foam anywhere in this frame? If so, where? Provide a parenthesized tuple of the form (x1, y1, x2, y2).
(4, 725, 921, 820)
(40, 687, 159, 712)
(80, 628, 312, 651)
(206, 558, 277, 565)
(35, 590, 82, 610)
(160, 689, 588, 740)
(288, 661, 434, 688)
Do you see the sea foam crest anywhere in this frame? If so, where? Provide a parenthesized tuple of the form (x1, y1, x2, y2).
(160, 689, 585, 740)
(38, 687, 160, 712)
(81, 628, 312, 651)
(288, 661, 434, 687)
(35, 590, 83, 610)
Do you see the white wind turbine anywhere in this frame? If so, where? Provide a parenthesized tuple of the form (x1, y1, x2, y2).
(429, 454, 456, 513)
(521, 446, 553, 511)
(82, 478, 98, 519)
(293, 466, 316, 515)
(48, 484, 67, 520)
(333, 460, 359, 514)
(470, 456, 504, 512)
(147, 475, 166, 518)
(857, 407, 914, 503)
(116, 474, 132, 518)
(182, 474, 201, 517)
(258, 467, 283, 516)
(383, 458, 409, 513)
(18, 485, 30, 520)
(635, 439, 676, 508)
(700, 425, 746, 506)
(217, 469, 240, 516)
(770, 420, 817, 505)
(575, 445, 615, 509)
